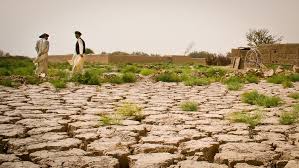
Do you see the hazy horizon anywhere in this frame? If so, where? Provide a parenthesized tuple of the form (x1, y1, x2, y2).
(1, 0, 299, 57)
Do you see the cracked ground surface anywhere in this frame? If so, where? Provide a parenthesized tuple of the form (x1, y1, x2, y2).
(0, 81, 298, 168)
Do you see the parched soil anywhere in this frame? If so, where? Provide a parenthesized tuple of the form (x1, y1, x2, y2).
(0, 81, 298, 168)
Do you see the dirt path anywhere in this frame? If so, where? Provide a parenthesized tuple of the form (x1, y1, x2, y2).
(0, 81, 298, 168)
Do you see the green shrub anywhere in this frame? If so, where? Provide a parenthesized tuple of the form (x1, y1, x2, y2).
(0, 78, 13, 87)
(282, 80, 294, 88)
(105, 75, 123, 84)
(224, 76, 244, 91)
(71, 71, 100, 85)
(122, 73, 137, 83)
(184, 78, 211, 86)
(241, 90, 282, 107)
(267, 75, 288, 84)
(288, 92, 299, 99)
(279, 111, 298, 125)
(227, 82, 244, 91)
(50, 79, 67, 88)
(203, 68, 226, 78)
(155, 72, 182, 82)
(289, 73, 299, 82)
(116, 102, 143, 120)
(245, 75, 260, 84)
(99, 115, 121, 126)
(228, 111, 262, 128)
(180, 101, 198, 111)
(25, 76, 41, 85)
(121, 65, 140, 73)
(140, 68, 155, 76)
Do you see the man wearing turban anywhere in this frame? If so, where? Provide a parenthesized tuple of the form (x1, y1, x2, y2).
(34, 33, 49, 78)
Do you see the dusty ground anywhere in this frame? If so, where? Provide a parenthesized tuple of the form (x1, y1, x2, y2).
(0, 81, 298, 168)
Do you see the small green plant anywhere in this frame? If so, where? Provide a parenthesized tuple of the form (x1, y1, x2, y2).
(71, 71, 100, 85)
(241, 90, 282, 107)
(155, 72, 182, 82)
(245, 75, 260, 84)
(25, 76, 41, 85)
(289, 73, 299, 82)
(99, 115, 121, 126)
(122, 73, 137, 83)
(180, 101, 198, 111)
(105, 75, 123, 84)
(116, 102, 143, 120)
(50, 79, 67, 88)
(288, 92, 299, 99)
(140, 68, 155, 76)
(267, 75, 288, 84)
(0, 78, 13, 87)
(279, 111, 298, 125)
(282, 80, 294, 88)
(228, 111, 262, 128)
(184, 78, 211, 86)
(121, 65, 140, 73)
(224, 76, 244, 91)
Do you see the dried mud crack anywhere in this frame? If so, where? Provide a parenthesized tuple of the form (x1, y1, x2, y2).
(0, 81, 298, 168)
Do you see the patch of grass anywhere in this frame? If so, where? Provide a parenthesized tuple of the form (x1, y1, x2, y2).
(289, 73, 299, 82)
(224, 76, 244, 91)
(140, 68, 155, 76)
(155, 72, 182, 82)
(279, 111, 298, 125)
(25, 76, 41, 85)
(228, 111, 262, 128)
(184, 78, 211, 86)
(121, 65, 140, 73)
(288, 92, 299, 99)
(245, 74, 260, 84)
(0, 78, 13, 87)
(241, 90, 282, 107)
(180, 101, 198, 111)
(71, 71, 100, 85)
(116, 102, 143, 120)
(50, 79, 67, 88)
(203, 67, 226, 78)
(282, 80, 294, 88)
(267, 75, 288, 84)
(105, 75, 124, 84)
(122, 73, 137, 83)
(99, 115, 121, 126)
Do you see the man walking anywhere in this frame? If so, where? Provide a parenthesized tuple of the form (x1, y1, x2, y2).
(34, 33, 49, 78)
(70, 31, 86, 74)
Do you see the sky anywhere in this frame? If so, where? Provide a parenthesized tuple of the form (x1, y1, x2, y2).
(0, 0, 299, 57)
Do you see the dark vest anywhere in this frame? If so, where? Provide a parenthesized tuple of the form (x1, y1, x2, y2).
(76, 38, 86, 54)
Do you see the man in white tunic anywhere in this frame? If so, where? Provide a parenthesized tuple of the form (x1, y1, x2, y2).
(34, 33, 49, 78)
(70, 31, 86, 74)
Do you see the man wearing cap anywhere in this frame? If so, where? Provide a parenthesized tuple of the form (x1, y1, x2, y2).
(70, 31, 86, 74)
(34, 33, 49, 78)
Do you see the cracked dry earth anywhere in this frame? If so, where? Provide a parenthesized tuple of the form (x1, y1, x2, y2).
(0, 81, 299, 168)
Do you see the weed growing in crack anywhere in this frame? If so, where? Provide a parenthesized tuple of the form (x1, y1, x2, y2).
(241, 90, 282, 107)
(180, 101, 198, 111)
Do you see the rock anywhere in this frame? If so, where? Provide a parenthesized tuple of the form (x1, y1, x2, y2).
(29, 148, 87, 162)
(275, 66, 284, 74)
(264, 69, 274, 77)
(26, 138, 82, 153)
(178, 138, 219, 162)
(293, 65, 299, 73)
(176, 160, 228, 168)
(39, 156, 119, 168)
(128, 153, 182, 168)
(214, 143, 279, 167)
(234, 163, 264, 168)
(87, 139, 130, 168)
(0, 124, 25, 138)
(284, 160, 299, 168)
(132, 143, 177, 154)
(0, 161, 40, 168)
(0, 154, 20, 164)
